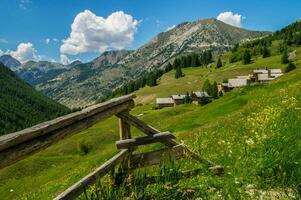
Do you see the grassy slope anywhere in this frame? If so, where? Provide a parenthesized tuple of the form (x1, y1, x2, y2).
(0, 45, 301, 199)
(0, 64, 70, 135)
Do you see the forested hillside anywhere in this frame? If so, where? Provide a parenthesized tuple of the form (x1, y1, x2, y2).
(0, 64, 70, 135)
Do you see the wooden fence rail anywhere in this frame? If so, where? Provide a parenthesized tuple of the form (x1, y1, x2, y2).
(0, 94, 135, 169)
(0, 94, 222, 200)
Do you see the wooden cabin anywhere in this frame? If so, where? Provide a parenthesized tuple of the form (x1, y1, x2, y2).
(156, 98, 174, 109)
(252, 69, 283, 83)
(228, 78, 248, 88)
(171, 95, 186, 105)
(191, 92, 210, 101)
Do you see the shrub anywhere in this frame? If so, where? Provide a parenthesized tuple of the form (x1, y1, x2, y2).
(285, 62, 296, 73)
(78, 141, 90, 155)
(198, 97, 212, 106)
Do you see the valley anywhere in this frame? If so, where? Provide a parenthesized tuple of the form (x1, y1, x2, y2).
(1, 39, 300, 198)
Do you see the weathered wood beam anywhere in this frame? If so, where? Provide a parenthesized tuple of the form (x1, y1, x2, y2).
(129, 144, 186, 169)
(0, 100, 134, 169)
(116, 132, 175, 149)
(116, 112, 222, 175)
(0, 94, 135, 152)
(116, 112, 178, 147)
(119, 110, 131, 140)
(54, 149, 129, 200)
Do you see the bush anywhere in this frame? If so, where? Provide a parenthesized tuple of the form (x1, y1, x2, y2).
(78, 141, 90, 155)
(285, 62, 296, 73)
(198, 97, 212, 106)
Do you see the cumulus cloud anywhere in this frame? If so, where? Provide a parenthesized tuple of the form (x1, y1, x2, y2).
(45, 38, 51, 44)
(8, 42, 40, 63)
(19, 0, 31, 10)
(60, 10, 139, 55)
(166, 25, 176, 31)
(60, 54, 80, 65)
(217, 11, 244, 27)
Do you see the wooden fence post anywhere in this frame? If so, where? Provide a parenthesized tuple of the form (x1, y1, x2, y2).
(119, 110, 131, 140)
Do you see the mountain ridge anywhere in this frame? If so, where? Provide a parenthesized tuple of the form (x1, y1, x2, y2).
(17, 18, 271, 107)
(0, 63, 70, 135)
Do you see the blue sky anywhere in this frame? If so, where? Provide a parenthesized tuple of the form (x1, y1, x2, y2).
(0, 0, 300, 64)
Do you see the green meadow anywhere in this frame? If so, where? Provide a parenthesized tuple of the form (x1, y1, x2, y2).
(1, 45, 301, 199)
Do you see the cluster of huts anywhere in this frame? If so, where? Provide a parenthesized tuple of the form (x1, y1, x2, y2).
(218, 68, 283, 93)
(156, 92, 210, 109)
(155, 68, 283, 109)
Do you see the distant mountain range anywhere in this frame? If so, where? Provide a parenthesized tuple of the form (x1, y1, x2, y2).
(0, 63, 70, 135)
(2, 18, 270, 108)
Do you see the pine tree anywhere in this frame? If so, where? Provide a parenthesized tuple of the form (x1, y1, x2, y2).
(216, 56, 223, 68)
(242, 50, 251, 64)
(202, 79, 211, 94)
(175, 66, 184, 79)
(147, 72, 157, 86)
(281, 50, 289, 64)
(184, 92, 192, 104)
(211, 81, 218, 99)
(262, 46, 271, 58)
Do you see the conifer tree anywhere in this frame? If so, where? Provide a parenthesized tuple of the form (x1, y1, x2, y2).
(202, 79, 211, 94)
(175, 66, 184, 79)
(262, 46, 271, 58)
(211, 81, 219, 99)
(216, 56, 223, 68)
(281, 50, 289, 64)
(242, 50, 251, 64)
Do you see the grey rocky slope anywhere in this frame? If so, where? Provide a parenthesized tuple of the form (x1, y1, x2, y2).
(0, 55, 21, 70)
(20, 18, 271, 108)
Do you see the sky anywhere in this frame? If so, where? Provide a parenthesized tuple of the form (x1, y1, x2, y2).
(0, 0, 300, 64)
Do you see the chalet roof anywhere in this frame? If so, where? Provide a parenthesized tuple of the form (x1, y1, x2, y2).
(193, 91, 210, 98)
(228, 78, 248, 87)
(253, 69, 268, 74)
(171, 95, 186, 100)
(269, 69, 282, 74)
(236, 75, 251, 80)
(156, 98, 174, 104)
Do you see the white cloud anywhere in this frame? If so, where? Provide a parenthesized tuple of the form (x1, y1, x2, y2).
(0, 38, 8, 43)
(19, 0, 31, 10)
(60, 54, 80, 65)
(60, 10, 139, 55)
(45, 38, 51, 44)
(44, 38, 60, 45)
(0, 49, 3, 56)
(8, 42, 40, 63)
(166, 25, 176, 31)
(217, 11, 244, 27)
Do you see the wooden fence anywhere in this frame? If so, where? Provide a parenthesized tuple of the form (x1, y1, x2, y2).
(0, 94, 222, 200)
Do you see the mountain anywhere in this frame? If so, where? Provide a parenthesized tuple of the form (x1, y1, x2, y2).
(0, 63, 70, 135)
(67, 60, 82, 68)
(17, 60, 68, 85)
(0, 55, 21, 70)
(90, 50, 133, 69)
(19, 18, 270, 108)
